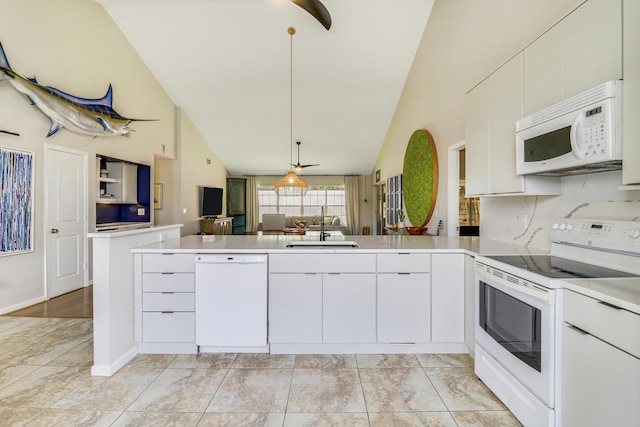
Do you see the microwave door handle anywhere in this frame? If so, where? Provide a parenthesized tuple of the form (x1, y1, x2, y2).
(570, 113, 585, 160)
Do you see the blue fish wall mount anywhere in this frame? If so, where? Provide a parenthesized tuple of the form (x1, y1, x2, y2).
(0, 42, 156, 138)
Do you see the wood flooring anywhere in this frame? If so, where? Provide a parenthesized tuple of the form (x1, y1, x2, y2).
(4, 286, 93, 318)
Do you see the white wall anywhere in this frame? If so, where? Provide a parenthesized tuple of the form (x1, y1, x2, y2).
(374, 0, 640, 246)
(0, 0, 213, 313)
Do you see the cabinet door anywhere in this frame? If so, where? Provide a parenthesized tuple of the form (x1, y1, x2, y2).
(523, 24, 563, 116)
(431, 254, 465, 343)
(323, 273, 376, 343)
(268, 273, 322, 343)
(377, 273, 430, 343)
(562, 323, 640, 427)
(465, 79, 490, 196)
(562, 0, 622, 99)
(488, 53, 524, 194)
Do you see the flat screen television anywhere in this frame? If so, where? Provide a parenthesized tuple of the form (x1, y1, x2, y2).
(200, 186, 223, 218)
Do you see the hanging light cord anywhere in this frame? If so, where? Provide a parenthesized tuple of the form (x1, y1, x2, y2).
(288, 26, 296, 170)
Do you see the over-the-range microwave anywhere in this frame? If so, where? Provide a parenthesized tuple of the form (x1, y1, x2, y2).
(516, 80, 622, 176)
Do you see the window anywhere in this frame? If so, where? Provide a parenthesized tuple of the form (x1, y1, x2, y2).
(258, 185, 346, 226)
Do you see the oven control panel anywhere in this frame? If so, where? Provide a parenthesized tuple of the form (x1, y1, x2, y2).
(550, 219, 640, 255)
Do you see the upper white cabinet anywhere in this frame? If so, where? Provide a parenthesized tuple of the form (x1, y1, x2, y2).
(523, 0, 622, 115)
(623, 0, 640, 185)
(465, 53, 560, 197)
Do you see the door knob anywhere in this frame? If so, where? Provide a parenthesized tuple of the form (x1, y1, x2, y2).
(51, 228, 59, 234)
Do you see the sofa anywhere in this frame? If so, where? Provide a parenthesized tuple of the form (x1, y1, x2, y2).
(259, 214, 348, 234)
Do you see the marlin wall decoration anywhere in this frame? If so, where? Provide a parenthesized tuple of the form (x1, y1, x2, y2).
(0, 42, 154, 138)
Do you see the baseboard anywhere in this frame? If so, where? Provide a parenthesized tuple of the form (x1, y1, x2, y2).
(91, 346, 138, 377)
(0, 296, 47, 315)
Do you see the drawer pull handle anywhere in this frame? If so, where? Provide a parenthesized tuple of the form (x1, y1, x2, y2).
(398, 253, 411, 255)
(161, 253, 175, 256)
(161, 311, 174, 314)
(161, 292, 175, 295)
(161, 272, 175, 275)
(598, 301, 623, 310)
(398, 272, 410, 275)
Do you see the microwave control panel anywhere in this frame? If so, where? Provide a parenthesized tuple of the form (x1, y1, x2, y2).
(551, 219, 640, 255)
(580, 105, 608, 157)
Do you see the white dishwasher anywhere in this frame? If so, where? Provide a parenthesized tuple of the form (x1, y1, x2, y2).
(195, 254, 268, 352)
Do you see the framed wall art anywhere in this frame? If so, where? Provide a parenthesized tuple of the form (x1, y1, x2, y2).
(0, 146, 34, 256)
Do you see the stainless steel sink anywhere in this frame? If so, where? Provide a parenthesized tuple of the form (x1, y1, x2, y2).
(286, 241, 359, 248)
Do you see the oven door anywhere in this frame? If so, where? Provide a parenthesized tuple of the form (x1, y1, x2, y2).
(475, 265, 556, 407)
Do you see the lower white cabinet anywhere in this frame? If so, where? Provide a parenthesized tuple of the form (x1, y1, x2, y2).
(562, 290, 640, 426)
(268, 273, 322, 343)
(142, 312, 195, 343)
(431, 253, 465, 342)
(377, 273, 430, 343)
(323, 273, 376, 343)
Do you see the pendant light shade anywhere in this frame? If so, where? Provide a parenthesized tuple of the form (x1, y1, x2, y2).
(275, 171, 308, 196)
(275, 27, 308, 197)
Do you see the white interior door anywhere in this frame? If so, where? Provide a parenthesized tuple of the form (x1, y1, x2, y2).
(45, 145, 87, 299)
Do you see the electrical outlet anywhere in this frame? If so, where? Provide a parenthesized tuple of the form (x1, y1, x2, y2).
(517, 214, 528, 229)
(183, 208, 187, 214)
(137, 208, 145, 216)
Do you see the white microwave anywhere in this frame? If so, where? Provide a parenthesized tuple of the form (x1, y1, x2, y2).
(516, 80, 622, 176)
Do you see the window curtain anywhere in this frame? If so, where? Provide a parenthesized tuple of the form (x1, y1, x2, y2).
(245, 176, 259, 232)
(344, 176, 360, 235)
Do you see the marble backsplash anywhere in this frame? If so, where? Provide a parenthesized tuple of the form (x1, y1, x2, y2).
(480, 170, 640, 251)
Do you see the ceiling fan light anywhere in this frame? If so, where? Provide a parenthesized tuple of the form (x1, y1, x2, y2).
(275, 171, 308, 196)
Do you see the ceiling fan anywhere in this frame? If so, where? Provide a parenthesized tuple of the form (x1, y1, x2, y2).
(290, 141, 320, 170)
(289, 0, 332, 30)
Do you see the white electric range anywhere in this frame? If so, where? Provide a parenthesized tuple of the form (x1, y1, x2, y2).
(473, 218, 640, 427)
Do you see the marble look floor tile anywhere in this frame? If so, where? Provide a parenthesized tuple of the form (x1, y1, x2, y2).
(128, 368, 226, 412)
(24, 408, 122, 427)
(416, 353, 474, 368)
(294, 354, 357, 369)
(111, 411, 203, 427)
(360, 368, 447, 412)
(284, 412, 369, 427)
(0, 406, 43, 426)
(125, 354, 177, 369)
(52, 367, 163, 411)
(356, 354, 421, 368)
(46, 340, 94, 367)
(199, 412, 285, 427)
(0, 364, 40, 390)
(0, 366, 87, 408)
(287, 368, 366, 413)
(168, 353, 236, 369)
(207, 368, 292, 413)
(369, 411, 458, 427)
(232, 353, 295, 369)
(425, 367, 507, 411)
(451, 410, 523, 426)
(0, 317, 44, 334)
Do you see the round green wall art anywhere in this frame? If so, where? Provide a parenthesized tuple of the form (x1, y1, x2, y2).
(403, 129, 439, 227)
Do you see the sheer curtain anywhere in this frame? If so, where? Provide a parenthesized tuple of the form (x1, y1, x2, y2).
(344, 176, 360, 235)
(245, 176, 259, 232)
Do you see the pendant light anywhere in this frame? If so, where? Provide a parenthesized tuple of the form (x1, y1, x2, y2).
(275, 27, 308, 197)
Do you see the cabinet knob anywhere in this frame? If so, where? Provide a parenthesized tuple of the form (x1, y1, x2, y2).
(51, 228, 59, 234)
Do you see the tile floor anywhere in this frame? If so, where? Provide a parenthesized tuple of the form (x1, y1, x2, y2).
(0, 317, 522, 426)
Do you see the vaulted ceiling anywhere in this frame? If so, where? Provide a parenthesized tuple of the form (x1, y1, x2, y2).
(97, 0, 434, 176)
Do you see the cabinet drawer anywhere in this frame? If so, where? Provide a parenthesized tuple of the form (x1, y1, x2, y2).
(142, 273, 194, 292)
(143, 292, 195, 312)
(142, 312, 195, 343)
(564, 290, 640, 358)
(377, 253, 431, 273)
(269, 253, 376, 273)
(142, 253, 195, 273)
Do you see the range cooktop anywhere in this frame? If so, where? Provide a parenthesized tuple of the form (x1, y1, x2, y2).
(485, 255, 637, 280)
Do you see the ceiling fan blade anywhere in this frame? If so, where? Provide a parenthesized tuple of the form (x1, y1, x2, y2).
(290, 0, 332, 30)
(300, 164, 320, 168)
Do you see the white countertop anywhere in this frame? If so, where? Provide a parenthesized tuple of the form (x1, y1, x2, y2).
(89, 223, 182, 238)
(561, 277, 640, 315)
(131, 234, 549, 256)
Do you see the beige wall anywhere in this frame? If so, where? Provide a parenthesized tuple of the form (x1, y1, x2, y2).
(0, 0, 225, 313)
(374, 0, 584, 233)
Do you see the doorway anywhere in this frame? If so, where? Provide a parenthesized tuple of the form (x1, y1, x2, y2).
(375, 182, 386, 235)
(448, 142, 480, 237)
(45, 144, 88, 299)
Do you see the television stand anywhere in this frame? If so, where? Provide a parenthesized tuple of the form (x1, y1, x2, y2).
(200, 217, 232, 235)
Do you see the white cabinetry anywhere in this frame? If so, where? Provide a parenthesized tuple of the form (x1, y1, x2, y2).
(523, 0, 622, 115)
(138, 253, 196, 353)
(377, 253, 431, 343)
(562, 290, 640, 426)
(431, 254, 464, 343)
(466, 53, 560, 197)
(623, 0, 640, 186)
(268, 253, 376, 346)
